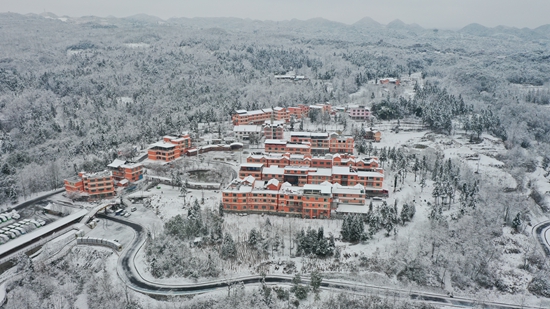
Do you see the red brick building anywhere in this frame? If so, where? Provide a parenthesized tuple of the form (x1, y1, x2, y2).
(107, 159, 144, 185)
(231, 153, 386, 218)
(64, 171, 116, 199)
(222, 178, 334, 218)
(232, 107, 291, 126)
(289, 132, 354, 155)
(263, 122, 285, 140)
(147, 133, 192, 162)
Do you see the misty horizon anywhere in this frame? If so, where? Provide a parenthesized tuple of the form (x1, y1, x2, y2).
(2, 0, 549, 30)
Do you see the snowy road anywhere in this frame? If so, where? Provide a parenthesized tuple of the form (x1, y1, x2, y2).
(533, 221, 550, 256)
(100, 214, 539, 309)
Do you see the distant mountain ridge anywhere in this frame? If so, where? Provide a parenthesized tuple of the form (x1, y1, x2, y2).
(13, 12, 550, 39)
(459, 22, 550, 39)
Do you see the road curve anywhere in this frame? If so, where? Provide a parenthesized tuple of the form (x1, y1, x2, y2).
(533, 221, 550, 256)
(100, 214, 539, 309)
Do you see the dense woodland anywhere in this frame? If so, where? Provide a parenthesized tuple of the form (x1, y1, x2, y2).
(2, 12, 550, 308)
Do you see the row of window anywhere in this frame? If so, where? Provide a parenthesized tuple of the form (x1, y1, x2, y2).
(85, 177, 112, 182)
(304, 204, 329, 208)
(224, 204, 305, 213)
(89, 188, 113, 193)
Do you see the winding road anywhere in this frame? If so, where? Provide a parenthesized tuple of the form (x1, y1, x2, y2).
(99, 214, 545, 309)
(533, 221, 550, 257)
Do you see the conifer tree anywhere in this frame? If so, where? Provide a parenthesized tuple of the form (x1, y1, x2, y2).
(221, 233, 237, 259)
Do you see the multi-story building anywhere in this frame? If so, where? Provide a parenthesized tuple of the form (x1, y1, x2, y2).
(233, 125, 263, 141)
(265, 139, 289, 153)
(147, 142, 176, 161)
(273, 107, 289, 122)
(332, 183, 366, 205)
(365, 128, 382, 142)
(222, 177, 335, 218)
(147, 133, 192, 162)
(246, 153, 382, 173)
(232, 107, 290, 126)
(283, 166, 311, 187)
(238, 156, 385, 192)
(288, 132, 354, 155)
(347, 105, 370, 120)
(221, 176, 370, 219)
(328, 134, 355, 154)
(301, 184, 332, 219)
(107, 159, 144, 184)
(64, 171, 115, 199)
(238, 163, 264, 179)
(232, 104, 331, 126)
(64, 177, 84, 194)
(261, 165, 285, 182)
(263, 122, 285, 140)
(287, 106, 308, 119)
(231, 104, 335, 126)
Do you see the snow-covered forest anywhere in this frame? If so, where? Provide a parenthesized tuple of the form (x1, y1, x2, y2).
(0, 13, 548, 205)
(1, 11, 550, 308)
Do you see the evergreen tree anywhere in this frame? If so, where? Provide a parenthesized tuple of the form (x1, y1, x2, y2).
(401, 203, 410, 225)
(327, 233, 335, 256)
(316, 235, 329, 257)
(248, 228, 260, 248)
(272, 233, 281, 252)
(341, 215, 351, 241)
(296, 229, 306, 255)
(512, 213, 522, 233)
(310, 270, 323, 294)
(188, 199, 203, 236)
(305, 227, 318, 255)
(221, 233, 237, 259)
(350, 215, 364, 242)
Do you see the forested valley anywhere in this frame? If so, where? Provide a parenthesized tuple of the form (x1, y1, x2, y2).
(1, 12, 550, 308)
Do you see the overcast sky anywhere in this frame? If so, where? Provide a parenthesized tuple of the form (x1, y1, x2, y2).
(3, 0, 549, 29)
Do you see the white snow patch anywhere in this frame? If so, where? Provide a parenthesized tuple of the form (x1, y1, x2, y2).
(124, 43, 150, 48)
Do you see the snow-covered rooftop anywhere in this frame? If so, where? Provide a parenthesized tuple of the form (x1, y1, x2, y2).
(240, 163, 264, 168)
(309, 168, 332, 176)
(247, 110, 265, 116)
(266, 179, 280, 187)
(107, 159, 126, 168)
(332, 183, 365, 195)
(357, 171, 384, 178)
(120, 162, 142, 169)
(332, 166, 355, 175)
(303, 184, 332, 195)
(335, 204, 369, 214)
(286, 144, 310, 149)
(82, 170, 112, 179)
(265, 139, 287, 145)
(149, 141, 175, 149)
(262, 166, 285, 175)
(233, 125, 262, 133)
